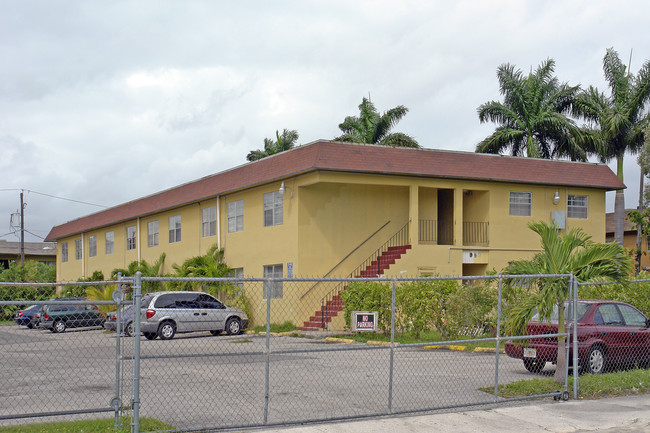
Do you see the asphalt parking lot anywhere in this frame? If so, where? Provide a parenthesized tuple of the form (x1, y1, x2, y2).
(1, 324, 537, 431)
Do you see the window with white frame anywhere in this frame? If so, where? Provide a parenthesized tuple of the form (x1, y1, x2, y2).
(75, 239, 82, 260)
(202, 206, 217, 237)
(567, 195, 588, 219)
(169, 215, 181, 243)
(263, 192, 283, 227)
(509, 191, 532, 216)
(126, 226, 136, 251)
(105, 231, 114, 255)
(88, 235, 97, 257)
(227, 201, 243, 233)
(148, 220, 159, 247)
(61, 242, 68, 262)
(230, 267, 244, 291)
(263, 264, 283, 298)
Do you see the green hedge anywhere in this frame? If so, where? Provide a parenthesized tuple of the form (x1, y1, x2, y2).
(341, 277, 497, 340)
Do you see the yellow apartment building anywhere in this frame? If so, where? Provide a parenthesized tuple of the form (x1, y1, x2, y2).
(45, 140, 624, 328)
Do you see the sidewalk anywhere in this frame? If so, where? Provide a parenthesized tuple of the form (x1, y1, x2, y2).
(249, 394, 650, 433)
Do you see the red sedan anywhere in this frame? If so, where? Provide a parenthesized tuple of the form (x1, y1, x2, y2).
(504, 300, 650, 374)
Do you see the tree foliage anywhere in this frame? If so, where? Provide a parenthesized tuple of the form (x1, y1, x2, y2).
(247, 129, 299, 161)
(110, 253, 167, 293)
(476, 58, 587, 160)
(0, 261, 56, 320)
(334, 97, 419, 148)
(503, 221, 632, 382)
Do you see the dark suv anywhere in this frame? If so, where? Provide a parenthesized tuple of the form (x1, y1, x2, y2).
(39, 297, 105, 333)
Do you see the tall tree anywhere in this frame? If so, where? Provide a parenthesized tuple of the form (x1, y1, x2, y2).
(247, 129, 299, 161)
(573, 48, 650, 245)
(476, 59, 587, 160)
(334, 97, 419, 148)
(504, 221, 632, 383)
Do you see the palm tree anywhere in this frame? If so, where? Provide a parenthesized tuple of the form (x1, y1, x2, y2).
(476, 59, 587, 160)
(334, 97, 419, 148)
(111, 252, 167, 293)
(504, 221, 632, 383)
(247, 129, 299, 161)
(573, 48, 650, 245)
(171, 245, 233, 297)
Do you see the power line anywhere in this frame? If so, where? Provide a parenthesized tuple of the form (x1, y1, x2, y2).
(1, 188, 108, 208)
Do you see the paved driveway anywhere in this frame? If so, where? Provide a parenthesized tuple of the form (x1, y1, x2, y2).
(1, 325, 539, 430)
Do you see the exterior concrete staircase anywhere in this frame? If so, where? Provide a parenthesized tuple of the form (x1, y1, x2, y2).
(300, 245, 411, 331)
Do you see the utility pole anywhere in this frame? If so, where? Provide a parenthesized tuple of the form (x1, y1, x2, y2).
(20, 191, 25, 266)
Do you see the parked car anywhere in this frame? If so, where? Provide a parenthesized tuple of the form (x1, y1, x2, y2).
(139, 291, 248, 340)
(13, 305, 41, 328)
(39, 297, 106, 333)
(104, 305, 136, 336)
(505, 300, 650, 374)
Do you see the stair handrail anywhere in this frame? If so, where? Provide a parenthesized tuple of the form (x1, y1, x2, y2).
(313, 221, 411, 328)
(299, 220, 391, 301)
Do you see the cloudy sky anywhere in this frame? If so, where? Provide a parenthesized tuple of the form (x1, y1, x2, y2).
(2, 0, 649, 243)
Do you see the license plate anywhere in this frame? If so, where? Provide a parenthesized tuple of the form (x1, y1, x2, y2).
(523, 348, 536, 358)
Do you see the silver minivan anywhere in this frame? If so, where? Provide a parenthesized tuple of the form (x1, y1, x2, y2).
(139, 291, 248, 340)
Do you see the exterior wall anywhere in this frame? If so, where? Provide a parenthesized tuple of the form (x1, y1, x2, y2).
(51, 170, 610, 327)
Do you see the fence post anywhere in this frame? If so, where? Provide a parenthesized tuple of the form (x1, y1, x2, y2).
(113, 272, 122, 430)
(388, 278, 396, 412)
(563, 274, 572, 396)
(494, 274, 503, 400)
(573, 276, 579, 399)
(132, 271, 142, 433)
(264, 278, 272, 424)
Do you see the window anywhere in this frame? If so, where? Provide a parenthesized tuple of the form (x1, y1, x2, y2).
(263, 264, 283, 299)
(148, 220, 159, 247)
(169, 215, 181, 243)
(202, 206, 217, 237)
(61, 242, 68, 262)
(75, 239, 82, 260)
(230, 267, 244, 290)
(88, 235, 97, 257)
(126, 226, 136, 251)
(618, 304, 647, 327)
(567, 195, 588, 219)
(264, 191, 283, 226)
(509, 192, 532, 216)
(227, 201, 243, 233)
(105, 231, 114, 255)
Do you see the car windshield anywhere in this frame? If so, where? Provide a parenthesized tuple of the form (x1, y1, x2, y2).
(531, 302, 590, 322)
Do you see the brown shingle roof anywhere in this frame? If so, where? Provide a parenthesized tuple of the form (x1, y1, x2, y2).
(605, 210, 638, 235)
(45, 141, 625, 241)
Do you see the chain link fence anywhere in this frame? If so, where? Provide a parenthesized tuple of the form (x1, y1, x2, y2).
(2, 274, 649, 431)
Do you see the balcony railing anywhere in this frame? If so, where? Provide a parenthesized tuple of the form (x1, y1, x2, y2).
(463, 221, 488, 246)
(418, 220, 488, 246)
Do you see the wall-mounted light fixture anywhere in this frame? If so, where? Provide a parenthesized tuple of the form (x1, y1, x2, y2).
(552, 190, 560, 205)
(279, 181, 293, 198)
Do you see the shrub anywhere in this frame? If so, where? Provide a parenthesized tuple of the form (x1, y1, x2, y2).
(341, 281, 392, 332)
(579, 272, 650, 316)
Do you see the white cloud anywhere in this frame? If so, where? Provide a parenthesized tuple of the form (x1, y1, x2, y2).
(1, 0, 649, 241)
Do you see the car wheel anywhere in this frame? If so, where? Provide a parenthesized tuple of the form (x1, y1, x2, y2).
(584, 346, 606, 374)
(158, 321, 176, 340)
(27, 323, 34, 329)
(225, 317, 241, 335)
(523, 359, 546, 373)
(210, 330, 221, 336)
(125, 322, 134, 337)
(143, 332, 157, 340)
(53, 320, 66, 333)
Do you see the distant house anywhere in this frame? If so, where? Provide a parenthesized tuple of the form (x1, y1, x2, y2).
(45, 140, 624, 328)
(0, 240, 57, 269)
(606, 210, 650, 270)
